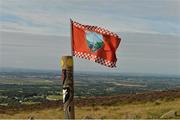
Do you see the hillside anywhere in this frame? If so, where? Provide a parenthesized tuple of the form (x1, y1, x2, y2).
(0, 89, 180, 119)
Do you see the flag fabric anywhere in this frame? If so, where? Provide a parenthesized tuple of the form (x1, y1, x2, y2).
(71, 20, 121, 68)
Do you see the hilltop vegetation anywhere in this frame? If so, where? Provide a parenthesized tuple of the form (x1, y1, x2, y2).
(0, 89, 180, 119)
(0, 71, 180, 118)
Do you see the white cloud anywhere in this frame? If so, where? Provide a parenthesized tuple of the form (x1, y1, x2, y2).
(1, 0, 180, 75)
(0, 0, 180, 36)
(1, 31, 180, 75)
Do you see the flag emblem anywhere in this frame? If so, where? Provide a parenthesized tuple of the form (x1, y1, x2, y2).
(71, 20, 121, 68)
(85, 31, 104, 52)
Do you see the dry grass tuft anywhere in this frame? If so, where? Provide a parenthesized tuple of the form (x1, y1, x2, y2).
(0, 98, 180, 119)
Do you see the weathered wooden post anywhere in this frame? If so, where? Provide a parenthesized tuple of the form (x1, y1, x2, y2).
(61, 56, 75, 119)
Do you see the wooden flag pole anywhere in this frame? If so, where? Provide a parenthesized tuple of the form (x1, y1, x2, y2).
(61, 56, 75, 119)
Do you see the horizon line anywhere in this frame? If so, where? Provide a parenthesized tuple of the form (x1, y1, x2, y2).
(1, 67, 180, 77)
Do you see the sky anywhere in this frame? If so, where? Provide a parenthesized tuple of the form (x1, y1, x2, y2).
(0, 0, 180, 75)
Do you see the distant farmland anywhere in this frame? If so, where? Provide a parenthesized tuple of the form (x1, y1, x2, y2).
(0, 71, 180, 107)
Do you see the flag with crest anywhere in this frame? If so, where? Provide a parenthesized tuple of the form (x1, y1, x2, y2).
(71, 20, 121, 68)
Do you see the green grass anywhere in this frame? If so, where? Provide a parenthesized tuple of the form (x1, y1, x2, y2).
(21, 101, 41, 105)
(46, 95, 63, 100)
(0, 79, 54, 85)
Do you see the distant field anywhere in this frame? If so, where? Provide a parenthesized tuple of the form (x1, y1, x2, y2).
(46, 95, 63, 101)
(0, 79, 54, 85)
(0, 71, 180, 118)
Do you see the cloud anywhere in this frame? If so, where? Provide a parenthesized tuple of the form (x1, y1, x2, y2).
(0, 0, 180, 36)
(1, 31, 180, 75)
(1, 0, 179, 75)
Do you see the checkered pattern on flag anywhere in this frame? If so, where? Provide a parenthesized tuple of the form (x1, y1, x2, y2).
(71, 20, 121, 68)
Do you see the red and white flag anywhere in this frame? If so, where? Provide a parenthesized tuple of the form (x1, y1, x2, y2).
(71, 20, 121, 68)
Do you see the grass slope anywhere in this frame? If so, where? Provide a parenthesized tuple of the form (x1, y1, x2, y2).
(1, 98, 180, 119)
(0, 89, 180, 119)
